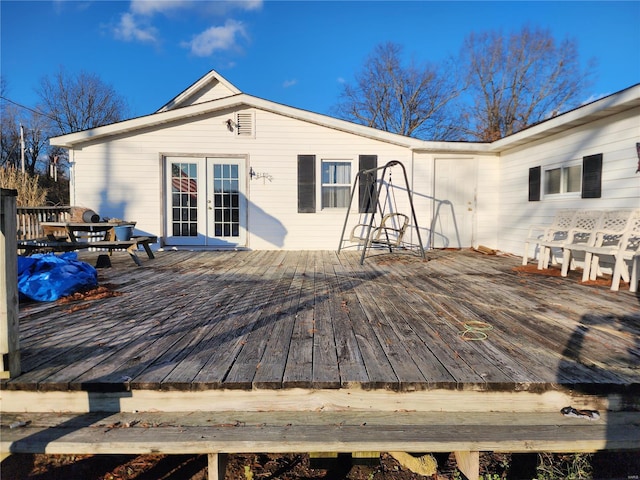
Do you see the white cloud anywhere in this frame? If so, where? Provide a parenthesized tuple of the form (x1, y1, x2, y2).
(197, 0, 263, 15)
(113, 12, 158, 44)
(129, 0, 193, 16)
(182, 20, 247, 57)
(129, 0, 262, 17)
(283, 79, 298, 88)
(112, 0, 261, 51)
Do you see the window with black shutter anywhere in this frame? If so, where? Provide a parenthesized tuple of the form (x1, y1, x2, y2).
(358, 155, 378, 212)
(529, 166, 541, 201)
(297, 155, 316, 213)
(582, 153, 602, 198)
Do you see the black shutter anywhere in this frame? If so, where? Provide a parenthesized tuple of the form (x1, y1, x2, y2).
(582, 154, 602, 198)
(358, 155, 378, 213)
(297, 155, 316, 213)
(528, 166, 541, 201)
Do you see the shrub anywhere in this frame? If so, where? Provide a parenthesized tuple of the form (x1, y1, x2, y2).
(0, 166, 47, 206)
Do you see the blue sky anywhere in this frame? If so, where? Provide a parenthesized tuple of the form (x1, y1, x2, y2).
(2, 1, 639, 120)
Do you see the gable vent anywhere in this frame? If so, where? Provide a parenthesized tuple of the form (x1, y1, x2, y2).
(236, 112, 253, 136)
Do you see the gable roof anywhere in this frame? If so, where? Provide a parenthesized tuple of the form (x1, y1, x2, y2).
(49, 91, 448, 150)
(156, 70, 241, 113)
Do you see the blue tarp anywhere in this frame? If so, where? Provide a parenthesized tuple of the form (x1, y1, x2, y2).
(17, 252, 98, 302)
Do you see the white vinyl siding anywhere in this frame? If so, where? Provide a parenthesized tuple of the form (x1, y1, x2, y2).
(68, 108, 418, 250)
(497, 107, 640, 256)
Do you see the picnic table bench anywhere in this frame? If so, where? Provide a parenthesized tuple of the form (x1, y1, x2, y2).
(18, 221, 156, 266)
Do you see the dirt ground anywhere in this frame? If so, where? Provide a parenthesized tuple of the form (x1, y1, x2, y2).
(2, 451, 639, 480)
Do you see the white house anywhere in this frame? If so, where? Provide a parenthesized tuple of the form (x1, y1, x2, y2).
(50, 70, 640, 256)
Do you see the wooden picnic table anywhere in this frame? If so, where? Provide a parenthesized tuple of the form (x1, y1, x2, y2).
(18, 222, 156, 266)
(40, 221, 117, 242)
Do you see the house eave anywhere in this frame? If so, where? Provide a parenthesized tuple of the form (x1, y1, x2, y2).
(412, 142, 492, 154)
(50, 94, 249, 148)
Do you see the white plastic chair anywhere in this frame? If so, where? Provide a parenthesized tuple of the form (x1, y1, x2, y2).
(537, 210, 603, 270)
(605, 210, 640, 291)
(522, 209, 576, 266)
(560, 209, 635, 280)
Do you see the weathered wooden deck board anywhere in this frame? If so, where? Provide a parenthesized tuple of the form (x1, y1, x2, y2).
(3, 249, 639, 398)
(4, 411, 640, 455)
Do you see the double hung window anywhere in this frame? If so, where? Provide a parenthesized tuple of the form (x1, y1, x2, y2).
(544, 165, 582, 195)
(321, 161, 351, 208)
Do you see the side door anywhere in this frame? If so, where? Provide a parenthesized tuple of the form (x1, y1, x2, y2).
(432, 158, 477, 248)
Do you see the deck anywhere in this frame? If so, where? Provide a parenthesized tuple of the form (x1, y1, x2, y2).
(4, 248, 639, 395)
(2, 249, 639, 479)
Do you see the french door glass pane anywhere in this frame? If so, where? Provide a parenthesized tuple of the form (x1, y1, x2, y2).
(213, 163, 240, 238)
(171, 162, 198, 236)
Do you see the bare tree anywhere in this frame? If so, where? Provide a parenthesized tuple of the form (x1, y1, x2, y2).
(459, 26, 594, 141)
(0, 77, 19, 168)
(36, 67, 129, 135)
(333, 43, 461, 140)
(1, 80, 47, 174)
(0, 108, 20, 169)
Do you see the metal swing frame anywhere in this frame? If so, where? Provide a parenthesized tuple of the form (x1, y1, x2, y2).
(337, 160, 425, 265)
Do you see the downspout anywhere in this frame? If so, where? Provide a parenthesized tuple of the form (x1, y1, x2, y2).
(68, 149, 76, 206)
(410, 149, 416, 247)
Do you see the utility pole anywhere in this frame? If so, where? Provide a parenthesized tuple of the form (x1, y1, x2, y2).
(20, 124, 25, 173)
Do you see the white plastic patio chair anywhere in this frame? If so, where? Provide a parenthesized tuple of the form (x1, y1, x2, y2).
(537, 210, 603, 270)
(522, 209, 576, 266)
(591, 209, 640, 291)
(560, 209, 635, 280)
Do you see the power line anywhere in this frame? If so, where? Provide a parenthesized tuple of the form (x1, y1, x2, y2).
(0, 95, 60, 124)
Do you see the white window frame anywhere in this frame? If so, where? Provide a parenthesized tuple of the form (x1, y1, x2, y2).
(320, 159, 353, 210)
(544, 163, 582, 197)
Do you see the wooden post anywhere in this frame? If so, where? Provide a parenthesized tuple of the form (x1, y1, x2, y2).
(207, 453, 228, 480)
(1, 188, 20, 378)
(455, 450, 480, 480)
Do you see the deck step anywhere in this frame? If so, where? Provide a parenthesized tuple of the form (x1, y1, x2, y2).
(3, 411, 639, 455)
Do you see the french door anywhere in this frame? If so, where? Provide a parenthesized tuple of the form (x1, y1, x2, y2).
(165, 156, 247, 247)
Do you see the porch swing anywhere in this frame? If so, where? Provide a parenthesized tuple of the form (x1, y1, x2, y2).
(337, 160, 425, 265)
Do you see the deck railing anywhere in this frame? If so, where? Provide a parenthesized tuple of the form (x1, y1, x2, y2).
(16, 206, 72, 240)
